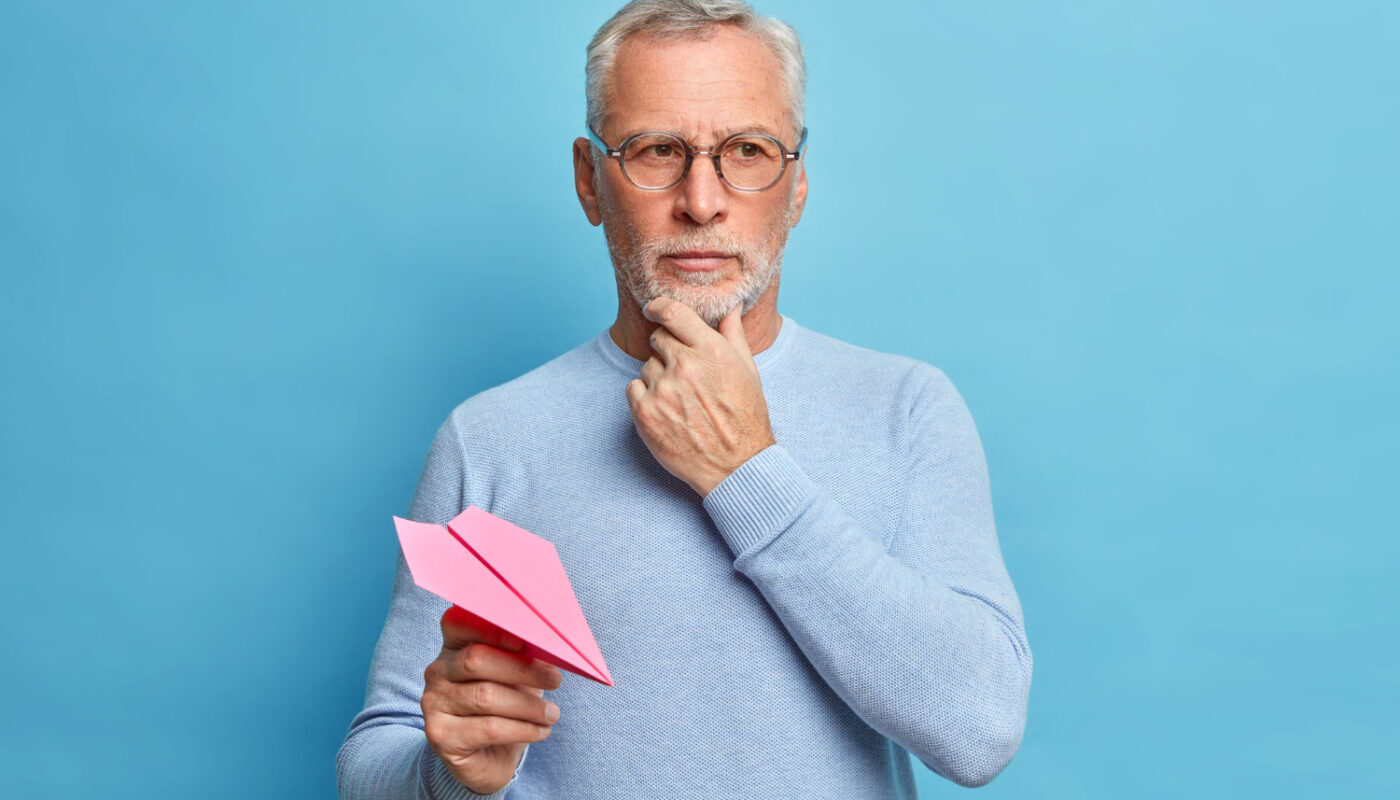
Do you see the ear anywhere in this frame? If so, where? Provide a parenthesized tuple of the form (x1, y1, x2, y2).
(573, 137, 603, 226)
(788, 150, 809, 227)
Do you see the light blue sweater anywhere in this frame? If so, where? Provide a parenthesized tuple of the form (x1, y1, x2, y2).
(337, 316, 1032, 798)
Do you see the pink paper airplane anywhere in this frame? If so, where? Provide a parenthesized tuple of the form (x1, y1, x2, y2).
(393, 506, 613, 686)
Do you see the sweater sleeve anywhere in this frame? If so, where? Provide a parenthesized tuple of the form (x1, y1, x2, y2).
(337, 413, 529, 800)
(700, 365, 1033, 788)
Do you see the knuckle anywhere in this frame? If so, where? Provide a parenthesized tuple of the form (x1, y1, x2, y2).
(423, 714, 445, 748)
(470, 680, 497, 711)
(461, 643, 488, 675)
(479, 716, 504, 741)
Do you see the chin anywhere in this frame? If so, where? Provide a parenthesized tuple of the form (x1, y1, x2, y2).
(631, 268, 734, 324)
(657, 289, 741, 327)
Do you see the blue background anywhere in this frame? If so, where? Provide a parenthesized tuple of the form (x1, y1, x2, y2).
(2, 1, 1396, 797)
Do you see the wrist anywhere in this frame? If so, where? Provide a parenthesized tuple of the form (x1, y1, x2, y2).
(699, 436, 777, 498)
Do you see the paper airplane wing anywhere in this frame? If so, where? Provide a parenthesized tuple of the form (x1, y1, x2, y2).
(393, 510, 613, 686)
(448, 506, 613, 687)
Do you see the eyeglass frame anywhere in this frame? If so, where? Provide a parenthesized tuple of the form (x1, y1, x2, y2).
(587, 125, 808, 192)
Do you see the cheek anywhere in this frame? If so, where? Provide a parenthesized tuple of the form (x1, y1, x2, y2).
(757, 197, 797, 240)
(600, 185, 657, 234)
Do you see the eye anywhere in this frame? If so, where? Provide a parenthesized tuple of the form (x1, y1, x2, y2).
(724, 139, 775, 161)
(624, 135, 685, 161)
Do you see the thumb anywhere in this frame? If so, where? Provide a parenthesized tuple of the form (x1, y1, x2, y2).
(718, 304, 752, 361)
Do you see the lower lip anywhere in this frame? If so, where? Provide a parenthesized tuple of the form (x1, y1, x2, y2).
(666, 255, 733, 271)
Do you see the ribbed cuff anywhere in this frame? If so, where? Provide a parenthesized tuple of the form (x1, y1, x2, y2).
(423, 740, 528, 799)
(702, 444, 816, 557)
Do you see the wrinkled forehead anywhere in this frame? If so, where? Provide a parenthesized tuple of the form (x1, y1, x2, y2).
(605, 26, 793, 142)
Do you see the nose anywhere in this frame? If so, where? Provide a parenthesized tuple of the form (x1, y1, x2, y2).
(673, 153, 729, 226)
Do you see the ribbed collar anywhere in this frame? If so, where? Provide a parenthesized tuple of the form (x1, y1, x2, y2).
(593, 313, 800, 378)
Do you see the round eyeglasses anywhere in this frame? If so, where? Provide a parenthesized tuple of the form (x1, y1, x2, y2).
(588, 126, 807, 192)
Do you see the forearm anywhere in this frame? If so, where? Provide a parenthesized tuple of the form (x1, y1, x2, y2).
(703, 445, 1032, 787)
(338, 720, 522, 800)
(336, 722, 426, 800)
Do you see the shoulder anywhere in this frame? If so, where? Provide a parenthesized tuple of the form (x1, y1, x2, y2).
(785, 320, 955, 406)
(439, 336, 606, 435)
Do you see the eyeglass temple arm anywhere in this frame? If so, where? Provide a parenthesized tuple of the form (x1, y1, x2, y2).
(788, 127, 809, 160)
(587, 127, 621, 158)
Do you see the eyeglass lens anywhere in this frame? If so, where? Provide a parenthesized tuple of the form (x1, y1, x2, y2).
(620, 133, 787, 190)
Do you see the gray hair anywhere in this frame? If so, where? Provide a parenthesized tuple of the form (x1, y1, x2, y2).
(585, 0, 806, 140)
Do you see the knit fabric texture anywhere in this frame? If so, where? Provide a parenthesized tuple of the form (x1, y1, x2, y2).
(337, 316, 1032, 799)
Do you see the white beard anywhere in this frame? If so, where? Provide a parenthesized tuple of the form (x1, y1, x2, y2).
(603, 210, 793, 327)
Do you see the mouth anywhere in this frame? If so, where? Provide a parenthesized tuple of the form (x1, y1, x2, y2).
(665, 251, 736, 271)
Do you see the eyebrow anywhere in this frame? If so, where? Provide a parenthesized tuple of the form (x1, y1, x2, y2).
(618, 124, 786, 142)
(718, 124, 781, 139)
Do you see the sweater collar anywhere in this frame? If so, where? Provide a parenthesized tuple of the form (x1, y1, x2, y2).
(594, 313, 800, 378)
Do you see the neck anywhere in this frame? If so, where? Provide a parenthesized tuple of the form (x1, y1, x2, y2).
(609, 282, 783, 363)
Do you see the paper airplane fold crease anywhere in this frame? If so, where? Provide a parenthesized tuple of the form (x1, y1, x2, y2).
(393, 506, 613, 686)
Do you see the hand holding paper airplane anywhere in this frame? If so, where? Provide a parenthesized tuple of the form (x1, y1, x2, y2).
(421, 603, 561, 794)
(394, 506, 614, 686)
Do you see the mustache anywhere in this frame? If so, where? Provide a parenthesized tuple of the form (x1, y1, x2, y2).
(648, 229, 747, 264)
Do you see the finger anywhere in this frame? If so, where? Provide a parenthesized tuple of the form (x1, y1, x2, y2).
(441, 642, 565, 691)
(643, 296, 712, 347)
(716, 304, 752, 361)
(625, 378, 647, 411)
(428, 713, 554, 753)
(469, 715, 555, 748)
(441, 605, 520, 653)
(648, 325, 684, 365)
(639, 356, 663, 389)
(430, 679, 562, 727)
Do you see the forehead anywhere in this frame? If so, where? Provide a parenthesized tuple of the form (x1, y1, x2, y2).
(606, 25, 790, 140)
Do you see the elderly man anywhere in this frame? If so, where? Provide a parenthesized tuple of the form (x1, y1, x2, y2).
(338, 1, 1032, 798)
